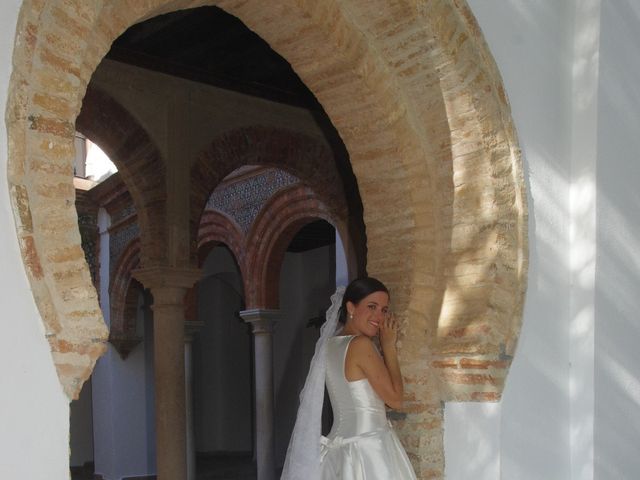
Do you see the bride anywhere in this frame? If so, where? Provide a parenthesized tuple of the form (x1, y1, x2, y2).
(281, 277, 417, 480)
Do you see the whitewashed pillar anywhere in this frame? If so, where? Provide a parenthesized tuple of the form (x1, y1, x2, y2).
(239, 309, 279, 480)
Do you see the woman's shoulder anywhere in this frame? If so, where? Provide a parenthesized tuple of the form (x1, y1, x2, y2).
(330, 334, 371, 348)
(348, 335, 377, 353)
(333, 334, 371, 344)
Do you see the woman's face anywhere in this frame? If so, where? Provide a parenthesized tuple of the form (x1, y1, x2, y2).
(346, 290, 390, 338)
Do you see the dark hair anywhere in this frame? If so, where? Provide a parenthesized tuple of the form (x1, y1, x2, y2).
(339, 277, 389, 323)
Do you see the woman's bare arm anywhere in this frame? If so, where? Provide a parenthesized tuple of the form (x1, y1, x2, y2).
(346, 315, 404, 409)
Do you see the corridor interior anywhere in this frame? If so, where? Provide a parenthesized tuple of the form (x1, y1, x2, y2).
(69, 5, 360, 479)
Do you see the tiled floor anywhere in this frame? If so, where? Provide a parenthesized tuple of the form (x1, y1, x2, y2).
(71, 454, 262, 480)
(197, 454, 256, 479)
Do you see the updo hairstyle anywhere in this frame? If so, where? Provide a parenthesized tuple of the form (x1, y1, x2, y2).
(339, 277, 389, 324)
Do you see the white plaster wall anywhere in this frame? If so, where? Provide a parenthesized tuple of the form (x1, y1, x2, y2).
(568, 2, 600, 478)
(92, 210, 155, 480)
(0, 2, 72, 479)
(142, 301, 157, 471)
(445, 1, 574, 479)
(92, 343, 153, 479)
(92, 210, 116, 476)
(595, 2, 640, 477)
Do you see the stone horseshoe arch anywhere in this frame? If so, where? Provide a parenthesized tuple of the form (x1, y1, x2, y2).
(6, 0, 527, 475)
(197, 209, 246, 273)
(244, 184, 341, 309)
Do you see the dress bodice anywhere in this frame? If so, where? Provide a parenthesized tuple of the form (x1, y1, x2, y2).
(325, 335, 388, 439)
(320, 335, 417, 479)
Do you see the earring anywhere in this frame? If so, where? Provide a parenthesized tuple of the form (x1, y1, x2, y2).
(349, 313, 353, 321)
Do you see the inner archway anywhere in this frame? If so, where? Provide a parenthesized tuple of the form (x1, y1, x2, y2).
(195, 245, 251, 476)
(7, 1, 528, 478)
(274, 219, 341, 470)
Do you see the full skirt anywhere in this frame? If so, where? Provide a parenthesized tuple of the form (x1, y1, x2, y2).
(319, 427, 417, 479)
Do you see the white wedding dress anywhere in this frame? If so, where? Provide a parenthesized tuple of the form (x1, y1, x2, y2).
(319, 335, 417, 479)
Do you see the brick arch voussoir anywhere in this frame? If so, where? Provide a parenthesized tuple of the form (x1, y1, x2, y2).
(77, 85, 167, 267)
(197, 209, 246, 275)
(244, 184, 339, 309)
(107, 277, 144, 360)
(190, 125, 347, 262)
(109, 238, 141, 336)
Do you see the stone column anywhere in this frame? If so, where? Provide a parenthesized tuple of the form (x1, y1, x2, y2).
(239, 309, 279, 480)
(185, 321, 203, 480)
(133, 266, 201, 480)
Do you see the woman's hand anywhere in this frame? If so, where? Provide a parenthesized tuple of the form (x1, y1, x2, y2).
(379, 312, 398, 351)
(357, 312, 404, 409)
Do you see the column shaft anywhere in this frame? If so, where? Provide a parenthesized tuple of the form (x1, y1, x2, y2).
(152, 301, 187, 480)
(240, 310, 279, 480)
(133, 267, 201, 480)
(185, 337, 196, 480)
(254, 331, 275, 480)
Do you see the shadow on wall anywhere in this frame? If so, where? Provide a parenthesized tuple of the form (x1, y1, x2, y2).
(594, 0, 640, 476)
(454, 0, 640, 479)
(447, 0, 576, 478)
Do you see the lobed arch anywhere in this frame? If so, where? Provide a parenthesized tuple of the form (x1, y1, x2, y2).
(6, 0, 528, 475)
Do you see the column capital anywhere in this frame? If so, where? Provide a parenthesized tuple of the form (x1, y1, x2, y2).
(239, 309, 280, 334)
(132, 266, 202, 290)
